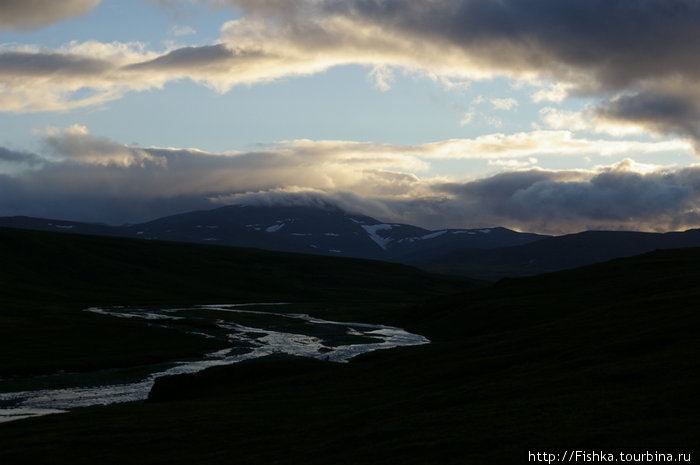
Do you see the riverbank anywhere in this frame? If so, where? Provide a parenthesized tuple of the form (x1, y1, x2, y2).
(0, 229, 697, 464)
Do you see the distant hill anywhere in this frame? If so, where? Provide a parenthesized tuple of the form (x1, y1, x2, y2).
(0, 226, 468, 309)
(414, 228, 700, 279)
(5, 205, 700, 280)
(0, 203, 546, 263)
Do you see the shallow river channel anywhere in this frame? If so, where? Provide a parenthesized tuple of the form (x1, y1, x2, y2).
(0, 303, 428, 423)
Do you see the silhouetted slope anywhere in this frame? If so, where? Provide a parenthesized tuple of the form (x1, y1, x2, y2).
(1, 243, 696, 464)
(0, 226, 469, 307)
(0, 227, 469, 376)
(417, 228, 700, 279)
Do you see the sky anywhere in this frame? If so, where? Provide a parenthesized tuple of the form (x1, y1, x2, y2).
(2, 0, 700, 234)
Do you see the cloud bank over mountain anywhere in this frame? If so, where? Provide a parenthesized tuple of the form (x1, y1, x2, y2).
(1, 126, 698, 234)
(3, 1, 700, 234)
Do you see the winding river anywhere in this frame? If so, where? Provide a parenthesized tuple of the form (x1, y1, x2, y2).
(0, 303, 428, 423)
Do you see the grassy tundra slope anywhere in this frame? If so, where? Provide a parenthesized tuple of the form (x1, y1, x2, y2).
(0, 227, 697, 464)
(0, 227, 467, 376)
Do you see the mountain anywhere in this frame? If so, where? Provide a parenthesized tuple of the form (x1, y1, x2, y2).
(5, 204, 700, 280)
(415, 228, 700, 279)
(0, 204, 546, 263)
(0, 216, 131, 238)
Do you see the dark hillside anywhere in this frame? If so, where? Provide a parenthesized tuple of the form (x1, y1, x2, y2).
(0, 227, 469, 307)
(0, 227, 469, 376)
(417, 228, 700, 279)
(0, 241, 696, 464)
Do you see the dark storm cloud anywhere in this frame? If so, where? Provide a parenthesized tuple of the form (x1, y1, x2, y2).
(0, 0, 100, 31)
(596, 92, 700, 150)
(0, 147, 44, 166)
(439, 170, 577, 205)
(0, 171, 216, 224)
(214, 0, 700, 145)
(429, 163, 700, 233)
(327, 0, 700, 90)
(124, 45, 238, 72)
(0, 51, 110, 78)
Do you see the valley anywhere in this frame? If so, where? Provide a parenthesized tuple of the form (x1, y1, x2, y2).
(0, 226, 697, 464)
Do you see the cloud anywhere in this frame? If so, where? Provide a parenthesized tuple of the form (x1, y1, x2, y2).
(211, 160, 700, 235)
(459, 111, 474, 126)
(0, 127, 436, 222)
(430, 160, 700, 233)
(169, 25, 197, 36)
(491, 98, 518, 111)
(1, 127, 699, 232)
(488, 158, 538, 169)
(0, 41, 159, 112)
(43, 125, 166, 167)
(0, 0, 699, 149)
(539, 107, 650, 137)
(0, 147, 44, 166)
(213, 188, 398, 219)
(595, 92, 700, 151)
(420, 131, 690, 159)
(0, 0, 99, 31)
(531, 83, 570, 103)
(367, 65, 395, 91)
(0, 0, 697, 147)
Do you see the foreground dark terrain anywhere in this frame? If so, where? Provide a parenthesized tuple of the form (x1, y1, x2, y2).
(0, 227, 697, 464)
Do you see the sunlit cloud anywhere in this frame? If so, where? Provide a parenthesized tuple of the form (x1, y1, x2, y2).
(169, 25, 197, 36)
(419, 131, 691, 159)
(488, 158, 538, 169)
(43, 125, 167, 167)
(0, 0, 699, 153)
(367, 65, 395, 91)
(539, 107, 650, 137)
(459, 111, 475, 126)
(531, 83, 570, 103)
(491, 98, 518, 111)
(1, 127, 699, 233)
(5, 0, 700, 234)
(0, 40, 160, 112)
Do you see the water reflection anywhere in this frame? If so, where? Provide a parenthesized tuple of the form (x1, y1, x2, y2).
(0, 304, 428, 423)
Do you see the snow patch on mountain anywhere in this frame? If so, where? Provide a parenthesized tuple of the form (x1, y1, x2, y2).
(421, 230, 447, 240)
(361, 224, 394, 250)
(266, 223, 285, 233)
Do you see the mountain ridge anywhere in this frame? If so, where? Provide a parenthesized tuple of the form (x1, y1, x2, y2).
(4, 204, 700, 279)
(0, 204, 546, 263)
